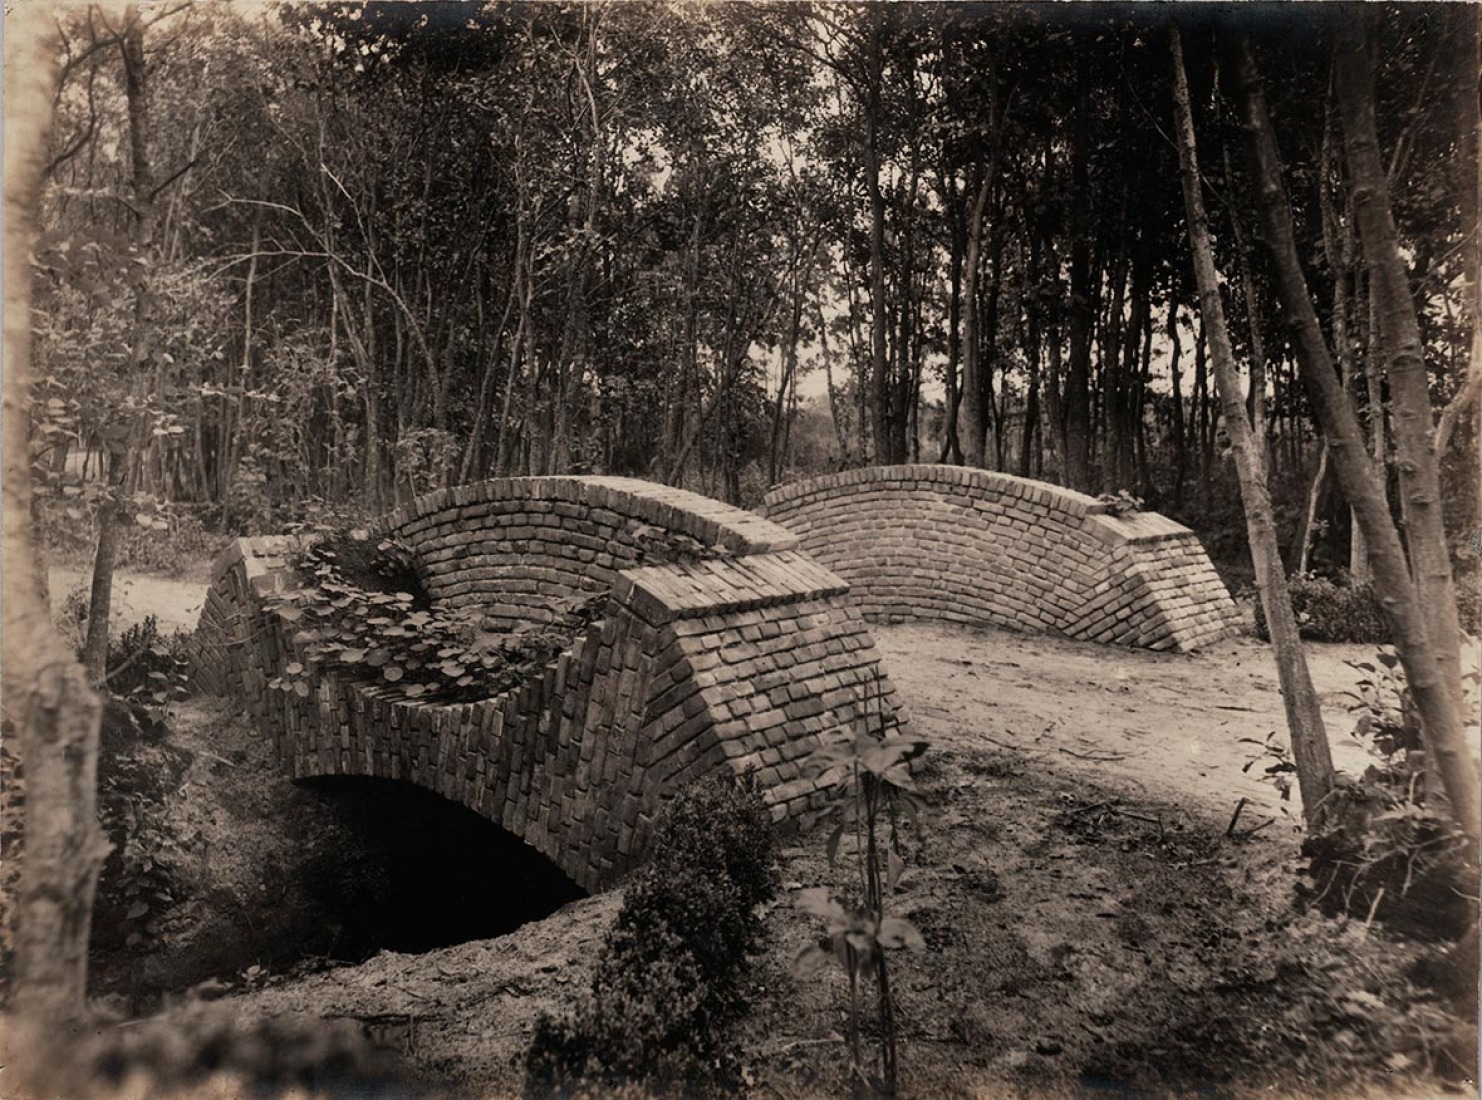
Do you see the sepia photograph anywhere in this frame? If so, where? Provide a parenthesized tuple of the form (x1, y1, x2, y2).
(1, 1, 1478, 1096)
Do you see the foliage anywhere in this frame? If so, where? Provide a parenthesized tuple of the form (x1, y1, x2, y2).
(102, 615, 194, 707)
(525, 771, 778, 1097)
(1252, 573, 1390, 644)
(1298, 649, 1477, 940)
(83, 617, 196, 957)
(266, 529, 603, 704)
(1097, 490, 1145, 516)
(92, 715, 187, 958)
(795, 676, 930, 1099)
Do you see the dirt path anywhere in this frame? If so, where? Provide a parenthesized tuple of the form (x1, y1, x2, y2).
(870, 622, 1416, 824)
(48, 566, 206, 636)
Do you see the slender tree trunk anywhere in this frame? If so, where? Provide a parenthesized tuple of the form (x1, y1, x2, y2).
(864, 9, 893, 464)
(1172, 26, 1334, 824)
(1319, 108, 1369, 580)
(941, 174, 965, 464)
(1335, 20, 1466, 716)
(1169, 300, 1187, 509)
(1233, 35, 1481, 845)
(1020, 223, 1045, 478)
(1355, 275, 1385, 582)
(1064, 59, 1094, 490)
(3, 4, 110, 1031)
(818, 298, 851, 463)
(79, 454, 123, 684)
(961, 166, 993, 467)
(1194, 313, 1211, 503)
(1293, 449, 1331, 575)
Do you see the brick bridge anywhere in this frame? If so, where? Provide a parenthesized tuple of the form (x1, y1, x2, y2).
(194, 470, 1236, 890)
(762, 465, 1239, 652)
(192, 477, 909, 891)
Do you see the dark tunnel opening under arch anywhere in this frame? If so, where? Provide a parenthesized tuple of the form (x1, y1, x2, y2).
(294, 775, 587, 960)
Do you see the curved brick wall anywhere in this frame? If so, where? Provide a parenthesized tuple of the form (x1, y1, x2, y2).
(192, 477, 909, 891)
(761, 466, 1239, 652)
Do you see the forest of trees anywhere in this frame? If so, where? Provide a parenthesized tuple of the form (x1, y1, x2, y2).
(27, 2, 1476, 550)
(5, 0, 1480, 1028)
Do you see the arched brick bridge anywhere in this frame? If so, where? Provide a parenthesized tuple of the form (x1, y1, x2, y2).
(762, 465, 1240, 652)
(192, 477, 910, 891)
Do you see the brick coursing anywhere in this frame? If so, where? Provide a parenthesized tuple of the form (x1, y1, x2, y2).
(191, 477, 909, 891)
(761, 465, 1241, 652)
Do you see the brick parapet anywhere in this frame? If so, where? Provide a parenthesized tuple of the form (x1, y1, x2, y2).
(760, 465, 1240, 652)
(192, 477, 906, 890)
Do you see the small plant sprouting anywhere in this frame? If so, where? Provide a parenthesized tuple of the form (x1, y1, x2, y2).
(795, 672, 929, 1100)
(1097, 490, 1144, 516)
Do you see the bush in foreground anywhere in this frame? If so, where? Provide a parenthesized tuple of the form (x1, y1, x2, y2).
(525, 771, 778, 1097)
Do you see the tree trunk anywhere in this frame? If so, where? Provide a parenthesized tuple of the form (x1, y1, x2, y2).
(863, 9, 893, 465)
(1292, 448, 1331, 575)
(1169, 300, 1187, 509)
(940, 171, 965, 464)
(82, 6, 157, 683)
(1334, 19, 1466, 719)
(79, 466, 122, 684)
(818, 299, 851, 463)
(1171, 26, 1335, 825)
(1232, 35, 1481, 845)
(3, 3, 111, 1030)
(1064, 58, 1095, 491)
(1193, 313, 1211, 502)
(1318, 108, 1368, 580)
(961, 166, 993, 467)
(1020, 219, 1045, 478)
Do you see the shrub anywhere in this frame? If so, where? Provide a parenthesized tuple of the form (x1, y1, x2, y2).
(1300, 650, 1476, 942)
(1252, 573, 1389, 644)
(525, 771, 778, 1097)
(102, 615, 194, 705)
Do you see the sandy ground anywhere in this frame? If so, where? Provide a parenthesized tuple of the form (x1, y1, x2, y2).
(49, 566, 207, 636)
(872, 622, 1415, 824)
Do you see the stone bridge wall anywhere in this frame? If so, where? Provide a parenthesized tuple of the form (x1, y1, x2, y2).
(761, 465, 1239, 652)
(193, 478, 908, 891)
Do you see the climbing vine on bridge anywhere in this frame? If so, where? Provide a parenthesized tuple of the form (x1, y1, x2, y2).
(264, 529, 604, 704)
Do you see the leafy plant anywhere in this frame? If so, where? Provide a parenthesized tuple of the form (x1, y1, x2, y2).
(1239, 729, 1297, 807)
(265, 529, 603, 704)
(1252, 573, 1389, 644)
(103, 615, 194, 709)
(1097, 490, 1144, 516)
(795, 675, 929, 1100)
(1297, 649, 1477, 940)
(525, 772, 778, 1097)
(92, 695, 193, 956)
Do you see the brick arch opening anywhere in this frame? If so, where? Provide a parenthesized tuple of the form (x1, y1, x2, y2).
(193, 476, 912, 892)
(293, 775, 585, 957)
(762, 465, 1240, 652)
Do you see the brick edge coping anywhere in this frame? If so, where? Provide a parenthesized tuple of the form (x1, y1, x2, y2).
(763, 464, 1193, 546)
(388, 475, 798, 556)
